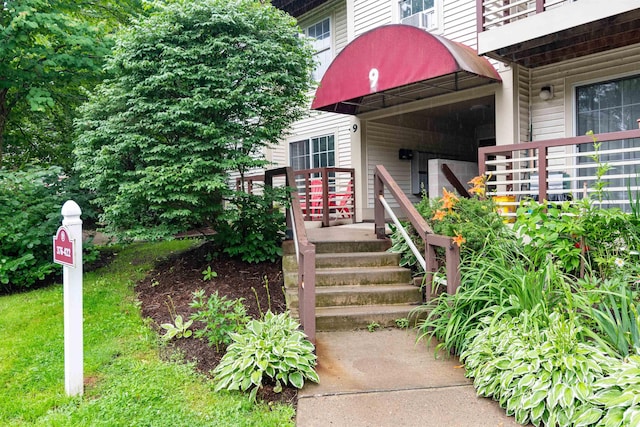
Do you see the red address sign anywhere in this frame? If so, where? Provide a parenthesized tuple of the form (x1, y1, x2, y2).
(53, 226, 75, 267)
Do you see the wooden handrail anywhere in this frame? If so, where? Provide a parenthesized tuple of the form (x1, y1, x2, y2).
(374, 165, 460, 298)
(264, 167, 316, 343)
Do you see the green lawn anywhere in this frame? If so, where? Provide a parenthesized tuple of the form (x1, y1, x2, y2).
(0, 240, 294, 426)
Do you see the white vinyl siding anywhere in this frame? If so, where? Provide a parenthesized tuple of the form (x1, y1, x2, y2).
(273, 111, 352, 169)
(366, 123, 423, 209)
(272, 1, 350, 171)
(365, 121, 476, 209)
(442, 0, 476, 46)
(530, 43, 640, 140)
(353, 0, 391, 37)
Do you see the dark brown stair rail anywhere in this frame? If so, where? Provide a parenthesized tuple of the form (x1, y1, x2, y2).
(374, 165, 460, 297)
(264, 167, 316, 344)
(441, 164, 471, 198)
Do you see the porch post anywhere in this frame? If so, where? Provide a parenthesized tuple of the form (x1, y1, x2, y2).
(374, 169, 385, 239)
(538, 146, 548, 202)
(321, 168, 330, 227)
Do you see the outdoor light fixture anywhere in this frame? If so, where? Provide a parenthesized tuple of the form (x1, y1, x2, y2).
(539, 85, 554, 101)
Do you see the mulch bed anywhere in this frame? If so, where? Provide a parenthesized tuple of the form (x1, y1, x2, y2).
(135, 240, 297, 406)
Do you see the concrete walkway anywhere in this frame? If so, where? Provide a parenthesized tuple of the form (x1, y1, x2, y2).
(296, 329, 520, 427)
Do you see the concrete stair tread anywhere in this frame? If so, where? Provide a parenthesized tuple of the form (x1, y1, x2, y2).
(283, 239, 390, 255)
(315, 304, 424, 331)
(316, 266, 409, 274)
(316, 304, 420, 316)
(315, 252, 396, 259)
(314, 284, 418, 294)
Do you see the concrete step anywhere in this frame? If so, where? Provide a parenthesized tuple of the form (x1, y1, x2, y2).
(282, 252, 400, 271)
(283, 239, 391, 255)
(315, 304, 424, 331)
(286, 284, 422, 308)
(285, 266, 412, 288)
(316, 266, 412, 287)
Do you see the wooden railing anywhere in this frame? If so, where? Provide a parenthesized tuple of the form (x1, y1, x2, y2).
(477, 0, 574, 32)
(478, 129, 640, 218)
(374, 165, 461, 298)
(238, 167, 356, 227)
(264, 167, 316, 343)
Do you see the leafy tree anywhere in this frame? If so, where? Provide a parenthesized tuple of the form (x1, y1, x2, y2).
(74, 0, 314, 239)
(0, 0, 143, 169)
(0, 166, 64, 290)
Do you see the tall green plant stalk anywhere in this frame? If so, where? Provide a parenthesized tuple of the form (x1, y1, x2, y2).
(586, 130, 613, 204)
(415, 237, 557, 355)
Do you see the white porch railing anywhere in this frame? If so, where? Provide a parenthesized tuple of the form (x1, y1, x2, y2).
(478, 129, 640, 219)
(477, 0, 577, 32)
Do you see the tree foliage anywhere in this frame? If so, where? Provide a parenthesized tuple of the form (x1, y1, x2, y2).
(0, 0, 143, 169)
(0, 166, 63, 290)
(74, 0, 314, 239)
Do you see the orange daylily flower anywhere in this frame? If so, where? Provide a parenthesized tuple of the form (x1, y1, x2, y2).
(452, 232, 466, 247)
(468, 185, 485, 197)
(432, 210, 447, 221)
(468, 175, 485, 187)
(468, 175, 489, 198)
(441, 188, 459, 210)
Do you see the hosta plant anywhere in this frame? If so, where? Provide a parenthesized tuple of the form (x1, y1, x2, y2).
(213, 311, 319, 401)
(590, 354, 640, 427)
(461, 310, 615, 427)
(160, 315, 193, 341)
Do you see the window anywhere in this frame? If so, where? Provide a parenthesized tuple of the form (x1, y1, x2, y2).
(290, 134, 335, 170)
(304, 18, 331, 81)
(576, 74, 640, 206)
(399, 0, 436, 30)
(576, 75, 640, 134)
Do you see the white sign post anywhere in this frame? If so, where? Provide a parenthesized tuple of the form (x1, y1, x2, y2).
(53, 200, 83, 396)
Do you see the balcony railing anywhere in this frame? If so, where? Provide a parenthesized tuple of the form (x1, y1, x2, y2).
(237, 167, 355, 228)
(478, 129, 640, 219)
(477, 0, 575, 32)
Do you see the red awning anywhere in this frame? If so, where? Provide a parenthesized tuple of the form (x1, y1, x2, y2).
(311, 25, 501, 115)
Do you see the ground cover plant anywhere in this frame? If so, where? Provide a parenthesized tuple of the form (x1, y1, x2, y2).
(407, 172, 640, 426)
(213, 311, 319, 402)
(0, 240, 295, 426)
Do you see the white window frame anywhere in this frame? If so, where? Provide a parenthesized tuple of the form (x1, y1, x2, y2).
(289, 134, 336, 171)
(303, 17, 332, 82)
(572, 73, 640, 207)
(398, 0, 440, 32)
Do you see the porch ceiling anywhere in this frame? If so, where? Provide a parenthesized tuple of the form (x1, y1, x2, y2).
(487, 9, 640, 68)
(311, 25, 501, 116)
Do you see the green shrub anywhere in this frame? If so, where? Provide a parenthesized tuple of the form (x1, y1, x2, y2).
(515, 198, 640, 278)
(387, 222, 421, 271)
(415, 192, 507, 255)
(388, 183, 508, 275)
(215, 187, 289, 263)
(0, 166, 64, 291)
(213, 311, 318, 401)
(189, 289, 250, 351)
(462, 310, 615, 427)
